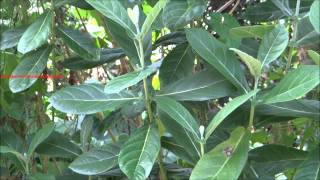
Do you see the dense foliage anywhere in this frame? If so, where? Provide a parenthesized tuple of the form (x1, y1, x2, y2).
(0, 0, 319, 179)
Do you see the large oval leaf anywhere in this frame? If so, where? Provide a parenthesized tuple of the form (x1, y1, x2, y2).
(9, 46, 52, 93)
(309, 0, 320, 33)
(155, 97, 200, 140)
(186, 28, 248, 92)
(205, 90, 259, 140)
(85, 0, 136, 36)
(159, 43, 194, 85)
(27, 123, 55, 158)
(157, 69, 235, 101)
(17, 11, 53, 54)
(70, 142, 121, 175)
(190, 127, 250, 180)
(49, 83, 140, 114)
(293, 146, 320, 180)
(57, 26, 100, 60)
(119, 125, 160, 180)
(262, 65, 320, 104)
(257, 25, 289, 68)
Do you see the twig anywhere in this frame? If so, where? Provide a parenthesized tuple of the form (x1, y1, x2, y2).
(217, 0, 235, 12)
(75, 7, 88, 32)
(229, 0, 240, 15)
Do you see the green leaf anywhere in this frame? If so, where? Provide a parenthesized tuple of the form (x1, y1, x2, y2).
(309, 0, 320, 33)
(163, 0, 207, 30)
(104, 66, 156, 94)
(157, 69, 235, 101)
(296, 16, 320, 47)
(70, 143, 121, 175)
(57, 26, 100, 60)
(257, 25, 289, 68)
(9, 46, 52, 93)
(27, 123, 55, 158)
(249, 144, 308, 177)
(205, 90, 259, 140)
(80, 117, 94, 151)
(60, 48, 126, 70)
(49, 83, 140, 114)
(36, 132, 82, 158)
(0, 146, 27, 167)
(159, 43, 194, 85)
(17, 11, 53, 54)
(186, 28, 248, 92)
(307, 50, 320, 65)
(119, 125, 160, 180)
(0, 26, 26, 50)
(230, 48, 262, 77)
(255, 99, 320, 120)
(230, 25, 274, 39)
(27, 173, 55, 180)
(155, 97, 200, 140)
(85, 0, 136, 36)
(159, 111, 201, 164)
(139, 0, 168, 39)
(190, 127, 250, 180)
(262, 65, 320, 104)
(153, 31, 186, 48)
(208, 13, 241, 48)
(293, 146, 320, 180)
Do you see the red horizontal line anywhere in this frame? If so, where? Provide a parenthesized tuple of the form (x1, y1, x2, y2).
(0, 75, 64, 79)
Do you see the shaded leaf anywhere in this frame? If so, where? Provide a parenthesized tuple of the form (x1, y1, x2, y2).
(155, 97, 200, 140)
(296, 16, 320, 47)
(49, 83, 140, 114)
(307, 50, 320, 65)
(157, 69, 235, 101)
(230, 25, 274, 39)
(57, 26, 100, 60)
(293, 146, 320, 180)
(309, 0, 320, 33)
(153, 31, 187, 48)
(205, 90, 259, 140)
(119, 125, 160, 180)
(9, 46, 52, 93)
(262, 65, 320, 104)
(186, 28, 248, 92)
(190, 127, 250, 180)
(0, 26, 26, 50)
(80, 117, 94, 151)
(17, 11, 53, 54)
(230, 48, 262, 77)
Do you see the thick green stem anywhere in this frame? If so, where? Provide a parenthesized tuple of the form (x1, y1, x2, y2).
(137, 38, 153, 123)
(158, 151, 167, 180)
(248, 78, 259, 129)
(200, 141, 205, 157)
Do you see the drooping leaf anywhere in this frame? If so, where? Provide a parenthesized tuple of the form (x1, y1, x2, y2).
(157, 69, 235, 101)
(159, 111, 201, 164)
(163, 0, 207, 30)
(60, 48, 126, 70)
(69, 142, 121, 175)
(296, 16, 320, 47)
(230, 25, 274, 39)
(159, 43, 194, 85)
(257, 25, 289, 68)
(262, 65, 320, 104)
(248, 144, 308, 178)
(186, 28, 248, 92)
(309, 0, 320, 33)
(104, 66, 156, 94)
(80, 117, 94, 151)
(205, 90, 259, 140)
(49, 83, 140, 114)
(119, 125, 160, 180)
(208, 13, 241, 48)
(139, 0, 168, 39)
(9, 46, 52, 93)
(190, 127, 250, 180)
(27, 123, 55, 158)
(57, 26, 100, 60)
(293, 146, 320, 180)
(155, 97, 200, 140)
(255, 99, 320, 120)
(153, 31, 186, 48)
(85, 0, 137, 36)
(36, 132, 82, 158)
(230, 48, 262, 77)
(0, 26, 26, 50)
(307, 50, 320, 65)
(17, 11, 53, 54)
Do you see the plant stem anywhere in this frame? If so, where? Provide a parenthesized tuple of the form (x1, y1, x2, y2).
(158, 150, 167, 180)
(285, 0, 301, 72)
(200, 141, 205, 157)
(137, 38, 153, 123)
(248, 78, 259, 129)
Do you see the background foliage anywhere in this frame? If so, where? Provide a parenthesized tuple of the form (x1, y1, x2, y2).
(0, 0, 319, 179)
